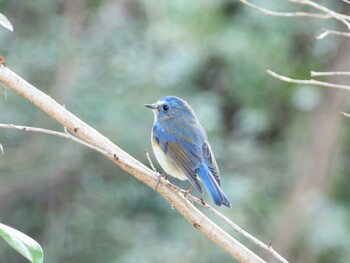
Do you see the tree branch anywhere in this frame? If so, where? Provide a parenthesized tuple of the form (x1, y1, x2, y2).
(0, 65, 274, 263)
(0, 122, 289, 263)
(316, 29, 350, 40)
(0, 123, 111, 156)
(239, 0, 332, 19)
(290, 0, 350, 29)
(188, 195, 289, 263)
(341, 112, 350, 117)
(267, 69, 350, 91)
(240, 0, 350, 40)
(310, 71, 350, 77)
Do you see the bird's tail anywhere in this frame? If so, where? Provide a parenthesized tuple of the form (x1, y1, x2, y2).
(197, 165, 231, 208)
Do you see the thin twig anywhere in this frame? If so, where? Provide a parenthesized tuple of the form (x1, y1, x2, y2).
(316, 29, 350, 39)
(267, 69, 350, 91)
(239, 0, 332, 19)
(144, 148, 157, 172)
(311, 71, 350, 77)
(0, 123, 112, 158)
(290, 0, 350, 29)
(341, 112, 350, 117)
(0, 143, 3, 154)
(187, 195, 289, 263)
(1, 86, 7, 100)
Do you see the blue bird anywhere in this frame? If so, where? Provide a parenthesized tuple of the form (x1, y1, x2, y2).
(145, 96, 231, 208)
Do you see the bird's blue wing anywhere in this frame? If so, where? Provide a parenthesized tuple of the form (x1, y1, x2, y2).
(153, 123, 203, 193)
(166, 141, 202, 193)
(199, 141, 231, 207)
(202, 142, 221, 186)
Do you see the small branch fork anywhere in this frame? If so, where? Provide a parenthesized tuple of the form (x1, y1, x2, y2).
(240, 1, 350, 98)
(240, 0, 350, 40)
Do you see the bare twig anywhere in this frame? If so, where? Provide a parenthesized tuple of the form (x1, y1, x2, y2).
(1, 86, 7, 100)
(0, 66, 268, 263)
(0, 143, 3, 154)
(0, 123, 112, 157)
(341, 112, 350, 117)
(267, 69, 350, 91)
(290, 0, 350, 29)
(144, 148, 157, 172)
(317, 29, 350, 39)
(188, 195, 289, 263)
(239, 0, 332, 19)
(311, 71, 350, 77)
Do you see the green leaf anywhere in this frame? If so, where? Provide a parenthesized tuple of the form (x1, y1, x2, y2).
(0, 223, 44, 263)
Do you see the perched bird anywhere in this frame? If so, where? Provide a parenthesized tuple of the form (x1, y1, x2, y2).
(145, 96, 231, 207)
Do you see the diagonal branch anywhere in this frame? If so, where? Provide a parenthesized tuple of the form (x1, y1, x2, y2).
(0, 123, 288, 263)
(188, 195, 289, 263)
(0, 65, 271, 263)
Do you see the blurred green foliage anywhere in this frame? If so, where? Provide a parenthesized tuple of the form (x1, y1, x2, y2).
(1, 0, 350, 262)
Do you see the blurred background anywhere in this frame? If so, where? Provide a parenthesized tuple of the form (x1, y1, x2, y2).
(0, 0, 350, 262)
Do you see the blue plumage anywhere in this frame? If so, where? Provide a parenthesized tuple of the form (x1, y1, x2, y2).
(145, 96, 231, 208)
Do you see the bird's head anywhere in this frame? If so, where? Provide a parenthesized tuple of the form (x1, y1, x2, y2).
(144, 96, 196, 122)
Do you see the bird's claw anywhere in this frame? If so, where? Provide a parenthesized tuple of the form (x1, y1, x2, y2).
(181, 187, 193, 202)
(154, 172, 168, 191)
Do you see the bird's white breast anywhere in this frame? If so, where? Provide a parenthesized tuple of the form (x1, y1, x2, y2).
(151, 136, 187, 181)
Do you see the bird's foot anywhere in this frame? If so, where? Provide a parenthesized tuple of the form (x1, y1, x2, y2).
(181, 187, 193, 201)
(154, 172, 168, 191)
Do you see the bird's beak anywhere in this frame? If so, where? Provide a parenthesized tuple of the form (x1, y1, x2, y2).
(144, 103, 156, 110)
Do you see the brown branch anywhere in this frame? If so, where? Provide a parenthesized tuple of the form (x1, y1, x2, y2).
(0, 65, 269, 263)
(239, 0, 332, 19)
(267, 69, 350, 91)
(0, 109, 290, 263)
(0, 121, 289, 263)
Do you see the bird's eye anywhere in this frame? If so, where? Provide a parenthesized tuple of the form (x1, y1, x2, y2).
(162, 104, 169, 111)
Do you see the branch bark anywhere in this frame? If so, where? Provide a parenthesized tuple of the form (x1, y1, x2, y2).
(0, 65, 269, 263)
